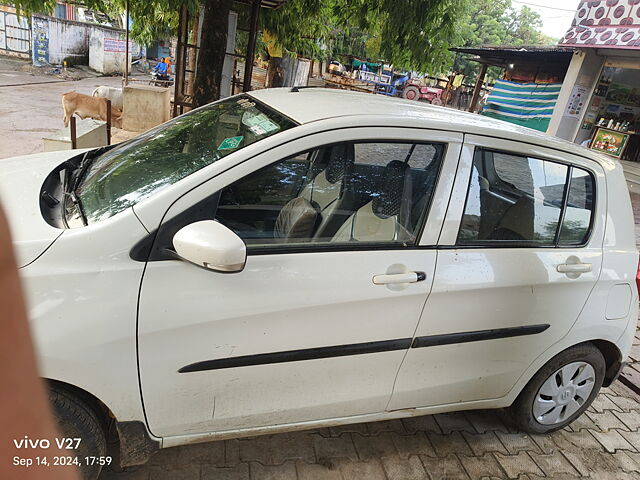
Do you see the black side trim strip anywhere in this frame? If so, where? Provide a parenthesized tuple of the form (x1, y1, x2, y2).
(179, 338, 413, 373)
(411, 324, 550, 349)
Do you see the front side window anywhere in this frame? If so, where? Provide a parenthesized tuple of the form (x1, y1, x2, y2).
(457, 149, 595, 247)
(214, 141, 445, 247)
(74, 95, 296, 224)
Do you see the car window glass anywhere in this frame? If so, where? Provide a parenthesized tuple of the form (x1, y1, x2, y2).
(457, 149, 568, 245)
(559, 168, 594, 245)
(214, 141, 445, 248)
(76, 95, 296, 224)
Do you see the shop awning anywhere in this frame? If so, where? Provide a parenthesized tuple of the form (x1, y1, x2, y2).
(559, 1, 640, 50)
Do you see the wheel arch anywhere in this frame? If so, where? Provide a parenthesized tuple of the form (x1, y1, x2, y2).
(45, 378, 160, 467)
(589, 339, 623, 387)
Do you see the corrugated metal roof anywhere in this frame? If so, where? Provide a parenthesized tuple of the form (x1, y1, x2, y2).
(234, 0, 289, 9)
(450, 46, 575, 68)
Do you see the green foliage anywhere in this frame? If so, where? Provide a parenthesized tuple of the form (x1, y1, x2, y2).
(263, 0, 468, 74)
(452, 0, 554, 77)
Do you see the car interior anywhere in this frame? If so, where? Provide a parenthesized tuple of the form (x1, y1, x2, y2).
(215, 142, 444, 246)
(458, 149, 570, 244)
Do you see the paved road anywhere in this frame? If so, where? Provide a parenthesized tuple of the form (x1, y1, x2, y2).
(0, 70, 138, 159)
(100, 381, 640, 480)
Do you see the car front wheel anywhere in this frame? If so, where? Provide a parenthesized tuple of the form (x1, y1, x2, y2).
(49, 385, 107, 480)
(510, 344, 605, 434)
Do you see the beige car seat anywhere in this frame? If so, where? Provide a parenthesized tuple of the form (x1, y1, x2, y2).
(274, 146, 353, 241)
(332, 160, 413, 243)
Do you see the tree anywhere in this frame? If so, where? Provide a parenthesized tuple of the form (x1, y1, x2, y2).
(451, 0, 554, 78)
(16, 0, 467, 105)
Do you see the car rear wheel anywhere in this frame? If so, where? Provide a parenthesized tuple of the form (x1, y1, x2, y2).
(509, 344, 605, 434)
(49, 385, 107, 480)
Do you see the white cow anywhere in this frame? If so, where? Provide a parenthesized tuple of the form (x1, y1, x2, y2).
(92, 86, 123, 110)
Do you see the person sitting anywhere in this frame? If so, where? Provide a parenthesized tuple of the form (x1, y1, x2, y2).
(153, 58, 168, 77)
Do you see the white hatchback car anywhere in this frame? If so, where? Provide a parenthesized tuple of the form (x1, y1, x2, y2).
(1, 88, 638, 478)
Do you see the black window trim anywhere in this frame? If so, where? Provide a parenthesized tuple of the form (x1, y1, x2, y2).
(454, 147, 597, 250)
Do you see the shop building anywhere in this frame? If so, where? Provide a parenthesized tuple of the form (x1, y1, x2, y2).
(549, 0, 640, 163)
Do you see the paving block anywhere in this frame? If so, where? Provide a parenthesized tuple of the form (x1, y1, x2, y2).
(328, 423, 368, 437)
(542, 429, 605, 452)
(428, 432, 473, 457)
(201, 463, 250, 480)
(495, 452, 543, 479)
(462, 431, 509, 456)
(434, 413, 475, 434)
(458, 453, 504, 480)
(616, 410, 640, 431)
(295, 460, 342, 480)
(591, 429, 637, 452)
(148, 464, 201, 480)
(402, 415, 443, 434)
(239, 432, 315, 464)
(381, 455, 429, 480)
(175, 441, 225, 465)
(589, 394, 624, 413)
(495, 432, 541, 454)
(566, 412, 600, 432)
(420, 453, 470, 480)
(249, 461, 297, 480)
(464, 410, 510, 434)
(390, 432, 436, 458)
(335, 458, 387, 480)
(587, 410, 630, 431)
(352, 431, 397, 460)
(609, 395, 640, 412)
(563, 449, 638, 476)
(367, 419, 408, 436)
(528, 451, 579, 477)
(313, 433, 358, 462)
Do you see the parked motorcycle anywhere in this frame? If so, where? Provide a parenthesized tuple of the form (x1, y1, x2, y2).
(150, 71, 174, 87)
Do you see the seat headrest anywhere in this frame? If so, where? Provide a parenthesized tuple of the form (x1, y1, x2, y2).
(274, 197, 320, 241)
(372, 160, 411, 219)
(325, 148, 351, 184)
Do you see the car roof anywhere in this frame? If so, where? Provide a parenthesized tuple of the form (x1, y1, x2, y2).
(248, 87, 616, 170)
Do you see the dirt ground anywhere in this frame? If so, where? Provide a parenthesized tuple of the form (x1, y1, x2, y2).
(0, 57, 142, 159)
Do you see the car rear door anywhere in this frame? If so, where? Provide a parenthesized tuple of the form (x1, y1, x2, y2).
(389, 135, 605, 410)
(136, 127, 463, 438)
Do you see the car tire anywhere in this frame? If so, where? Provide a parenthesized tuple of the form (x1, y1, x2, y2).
(509, 343, 605, 434)
(49, 386, 107, 480)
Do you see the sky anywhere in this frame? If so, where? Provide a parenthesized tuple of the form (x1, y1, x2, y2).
(511, 0, 581, 40)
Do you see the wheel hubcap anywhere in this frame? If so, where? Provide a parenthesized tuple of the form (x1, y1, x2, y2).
(533, 361, 595, 425)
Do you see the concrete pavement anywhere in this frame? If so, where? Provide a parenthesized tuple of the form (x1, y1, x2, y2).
(0, 68, 139, 159)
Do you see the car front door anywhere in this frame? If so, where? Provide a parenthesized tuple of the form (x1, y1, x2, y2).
(389, 135, 605, 410)
(137, 127, 463, 438)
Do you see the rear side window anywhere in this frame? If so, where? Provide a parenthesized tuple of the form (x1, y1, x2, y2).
(558, 168, 595, 245)
(457, 149, 595, 246)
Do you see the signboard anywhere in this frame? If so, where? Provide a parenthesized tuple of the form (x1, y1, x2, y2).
(31, 17, 49, 66)
(590, 127, 629, 158)
(564, 85, 588, 118)
(104, 38, 132, 53)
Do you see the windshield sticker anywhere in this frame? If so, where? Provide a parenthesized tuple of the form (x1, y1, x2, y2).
(259, 119, 280, 133)
(243, 113, 268, 127)
(249, 125, 267, 136)
(218, 136, 244, 151)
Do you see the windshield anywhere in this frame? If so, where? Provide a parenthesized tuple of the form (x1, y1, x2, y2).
(75, 95, 297, 224)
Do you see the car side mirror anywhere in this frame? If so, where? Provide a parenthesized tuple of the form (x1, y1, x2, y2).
(172, 220, 246, 273)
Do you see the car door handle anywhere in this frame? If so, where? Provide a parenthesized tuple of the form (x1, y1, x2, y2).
(373, 271, 426, 285)
(557, 263, 592, 274)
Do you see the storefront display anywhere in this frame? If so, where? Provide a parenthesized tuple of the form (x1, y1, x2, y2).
(582, 66, 640, 161)
(590, 127, 630, 159)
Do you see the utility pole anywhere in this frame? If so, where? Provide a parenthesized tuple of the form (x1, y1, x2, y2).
(124, 0, 129, 86)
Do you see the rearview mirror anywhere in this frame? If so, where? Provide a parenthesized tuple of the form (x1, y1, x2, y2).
(172, 220, 246, 273)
